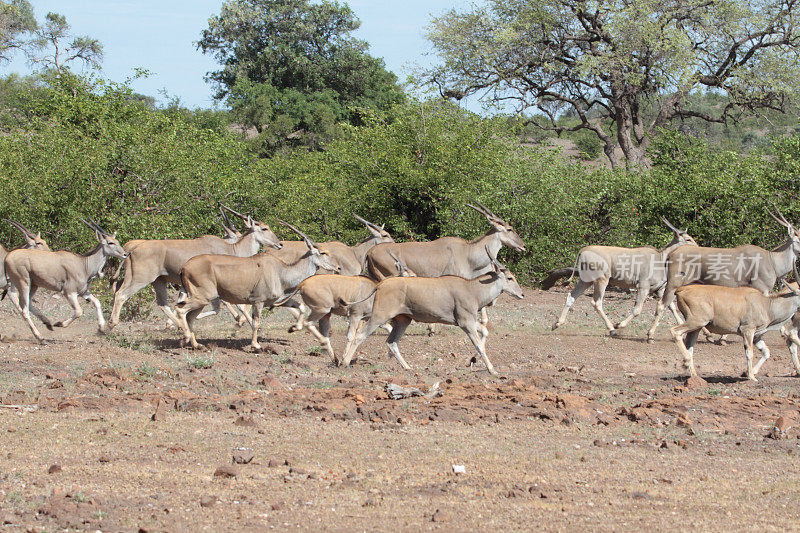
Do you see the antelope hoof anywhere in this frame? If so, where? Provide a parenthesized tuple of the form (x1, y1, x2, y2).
(646, 337, 655, 345)
(288, 325, 299, 333)
(96, 326, 107, 336)
(714, 338, 728, 346)
(551, 323, 560, 331)
(46, 322, 56, 330)
(608, 329, 619, 337)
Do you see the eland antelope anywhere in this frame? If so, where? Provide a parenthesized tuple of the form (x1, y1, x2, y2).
(339, 250, 524, 375)
(4, 219, 127, 342)
(544, 218, 697, 335)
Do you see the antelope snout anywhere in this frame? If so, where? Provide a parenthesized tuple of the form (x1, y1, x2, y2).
(272, 242, 283, 250)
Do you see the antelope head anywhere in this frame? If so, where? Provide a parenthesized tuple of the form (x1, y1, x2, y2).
(6, 219, 50, 251)
(467, 202, 526, 252)
(354, 214, 393, 244)
(485, 245, 524, 299)
(661, 217, 697, 246)
(279, 220, 341, 273)
(221, 204, 282, 250)
(82, 219, 128, 260)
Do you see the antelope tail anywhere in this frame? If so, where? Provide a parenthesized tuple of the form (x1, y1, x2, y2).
(540, 268, 577, 290)
(272, 286, 302, 308)
(338, 287, 377, 308)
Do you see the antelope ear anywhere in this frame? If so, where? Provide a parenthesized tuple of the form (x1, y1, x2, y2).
(112, 231, 117, 238)
(35, 232, 41, 239)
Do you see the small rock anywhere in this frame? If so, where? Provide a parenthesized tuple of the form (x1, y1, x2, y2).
(268, 459, 282, 468)
(151, 399, 170, 422)
(98, 454, 111, 463)
(362, 498, 378, 507)
(431, 509, 451, 522)
(452, 465, 466, 474)
(768, 416, 792, 439)
(259, 374, 286, 390)
(775, 416, 792, 432)
(213, 465, 239, 478)
(232, 450, 255, 464)
(659, 440, 670, 450)
(233, 416, 257, 428)
(199, 495, 217, 508)
(684, 376, 708, 390)
(47, 464, 62, 474)
(270, 502, 284, 511)
(676, 414, 692, 427)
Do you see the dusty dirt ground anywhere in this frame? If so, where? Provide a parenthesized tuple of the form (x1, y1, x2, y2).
(2, 286, 800, 532)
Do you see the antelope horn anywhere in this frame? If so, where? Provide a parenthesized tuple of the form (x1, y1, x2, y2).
(466, 203, 489, 217)
(278, 219, 314, 245)
(771, 202, 794, 228)
(767, 207, 792, 229)
(353, 214, 379, 230)
(5, 219, 34, 239)
(82, 218, 110, 236)
(219, 205, 236, 229)
(475, 201, 499, 219)
(220, 204, 250, 222)
(660, 216, 682, 233)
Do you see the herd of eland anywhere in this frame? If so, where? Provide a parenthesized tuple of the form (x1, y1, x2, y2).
(2, 203, 800, 382)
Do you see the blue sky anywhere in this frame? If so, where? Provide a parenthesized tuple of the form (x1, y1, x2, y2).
(2, 0, 471, 109)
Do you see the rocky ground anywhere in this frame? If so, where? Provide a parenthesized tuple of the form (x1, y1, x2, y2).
(1, 287, 800, 531)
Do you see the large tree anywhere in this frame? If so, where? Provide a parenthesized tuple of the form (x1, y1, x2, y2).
(0, 0, 35, 62)
(425, 0, 800, 168)
(197, 0, 404, 151)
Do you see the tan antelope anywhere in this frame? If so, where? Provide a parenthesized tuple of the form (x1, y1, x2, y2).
(339, 250, 524, 375)
(671, 273, 800, 381)
(543, 218, 697, 335)
(176, 222, 341, 351)
(648, 207, 800, 342)
(5, 219, 128, 342)
(287, 250, 416, 363)
(107, 206, 282, 331)
(365, 203, 525, 334)
(1, 219, 51, 291)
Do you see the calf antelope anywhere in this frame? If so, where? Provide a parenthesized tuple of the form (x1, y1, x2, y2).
(108, 206, 282, 331)
(671, 274, 800, 381)
(339, 251, 524, 375)
(5, 219, 127, 342)
(649, 207, 800, 342)
(544, 218, 696, 335)
(288, 251, 416, 363)
(176, 222, 341, 351)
